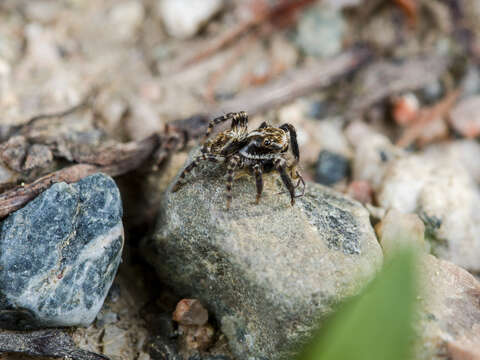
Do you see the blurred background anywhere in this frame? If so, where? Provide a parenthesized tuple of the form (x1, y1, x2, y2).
(1, 0, 480, 359)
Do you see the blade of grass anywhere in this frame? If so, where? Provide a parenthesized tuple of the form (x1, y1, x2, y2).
(298, 248, 417, 360)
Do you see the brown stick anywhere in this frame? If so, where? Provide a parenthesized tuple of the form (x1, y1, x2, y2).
(0, 135, 159, 218)
(180, 0, 315, 69)
(396, 89, 460, 148)
(214, 47, 371, 117)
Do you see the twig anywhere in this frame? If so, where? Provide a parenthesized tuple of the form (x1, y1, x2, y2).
(204, 32, 257, 103)
(180, 0, 315, 69)
(213, 47, 371, 117)
(22, 88, 98, 130)
(0, 135, 159, 218)
(347, 55, 451, 118)
(396, 89, 460, 148)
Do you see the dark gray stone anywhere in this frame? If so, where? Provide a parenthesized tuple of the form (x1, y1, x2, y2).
(0, 173, 124, 329)
(315, 149, 350, 185)
(143, 159, 382, 360)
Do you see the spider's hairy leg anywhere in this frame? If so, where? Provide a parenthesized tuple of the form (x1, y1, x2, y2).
(257, 121, 268, 129)
(292, 169, 306, 197)
(203, 111, 248, 140)
(171, 154, 224, 192)
(225, 155, 241, 210)
(253, 164, 263, 204)
(279, 123, 300, 164)
(275, 158, 296, 206)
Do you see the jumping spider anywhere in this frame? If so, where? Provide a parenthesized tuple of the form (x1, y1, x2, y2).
(172, 111, 305, 209)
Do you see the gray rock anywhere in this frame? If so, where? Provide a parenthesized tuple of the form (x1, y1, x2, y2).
(0, 173, 124, 329)
(346, 121, 404, 190)
(143, 160, 383, 359)
(315, 150, 350, 185)
(296, 5, 345, 57)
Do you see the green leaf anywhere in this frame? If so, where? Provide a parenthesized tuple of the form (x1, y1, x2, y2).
(298, 248, 417, 360)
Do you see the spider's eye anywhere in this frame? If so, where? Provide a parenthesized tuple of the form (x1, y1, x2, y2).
(263, 139, 271, 146)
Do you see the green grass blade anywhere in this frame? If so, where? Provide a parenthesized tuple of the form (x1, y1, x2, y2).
(298, 248, 417, 360)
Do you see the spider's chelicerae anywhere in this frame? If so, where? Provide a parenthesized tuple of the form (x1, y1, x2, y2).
(172, 111, 305, 209)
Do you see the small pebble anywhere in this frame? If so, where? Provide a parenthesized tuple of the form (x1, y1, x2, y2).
(95, 311, 119, 327)
(295, 5, 345, 57)
(109, 1, 145, 41)
(158, 0, 223, 39)
(102, 325, 129, 359)
(180, 324, 215, 351)
(420, 81, 444, 104)
(315, 150, 350, 186)
(391, 93, 419, 126)
(173, 299, 208, 326)
(347, 180, 373, 204)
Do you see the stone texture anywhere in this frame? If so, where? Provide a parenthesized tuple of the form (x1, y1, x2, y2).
(173, 299, 209, 326)
(0, 173, 124, 329)
(158, 0, 223, 39)
(377, 154, 480, 272)
(416, 255, 480, 360)
(346, 121, 404, 190)
(295, 5, 345, 57)
(376, 210, 426, 257)
(449, 95, 480, 138)
(143, 159, 383, 360)
(315, 149, 350, 186)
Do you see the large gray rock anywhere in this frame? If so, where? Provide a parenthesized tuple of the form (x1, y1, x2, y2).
(143, 162, 383, 359)
(0, 173, 124, 330)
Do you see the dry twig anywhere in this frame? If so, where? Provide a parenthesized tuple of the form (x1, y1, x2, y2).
(396, 89, 460, 148)
(215, 47, 371, 117)
(179, 0, 315, 69)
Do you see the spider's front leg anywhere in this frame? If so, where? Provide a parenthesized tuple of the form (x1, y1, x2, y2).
(274, 157, 296, 206)
(203, 111, 248, 141)
(172, 153, 224, 192)
(225, 155, 241, 210)
(279, 123, 300, 164)
(252, 163, 263, 205)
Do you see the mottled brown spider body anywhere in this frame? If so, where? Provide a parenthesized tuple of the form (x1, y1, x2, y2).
(172, 111, 304, 209)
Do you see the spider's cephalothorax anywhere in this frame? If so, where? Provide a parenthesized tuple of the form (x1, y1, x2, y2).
(172, 111, 305, 209)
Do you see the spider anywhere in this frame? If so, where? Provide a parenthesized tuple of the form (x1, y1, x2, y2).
(171, 111, 305, 209)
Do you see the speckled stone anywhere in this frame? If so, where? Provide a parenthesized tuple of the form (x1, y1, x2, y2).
(143, 158, 383, 360)
(0, 173, 124, 330)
